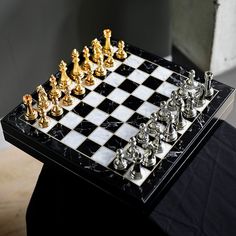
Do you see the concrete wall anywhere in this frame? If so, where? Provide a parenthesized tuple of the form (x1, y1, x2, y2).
(0, 0, 171, 117)
(172, 0, 236, 75)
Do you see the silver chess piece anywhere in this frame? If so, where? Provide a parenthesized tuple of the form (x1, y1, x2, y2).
(183, 92, 197, 118)
(177, 80, 188, 100)
(152, 132, 163, 154)
(163, 114, 178, 143)
(113, 149, 128, 170)
(186, 69, 198, 89)
(136, 123, 149, 148)
(126, 137, 138, 158)
(195, 83, 206, 107)
(167, 91, 178, 111)
(157, 101, 170, 122)
(147, 112, 159, 135)
(176, 97, 186, 130)
(204, 71, 214, 97)
(130, 151, 143, 180)
(142, 142, 156, 167)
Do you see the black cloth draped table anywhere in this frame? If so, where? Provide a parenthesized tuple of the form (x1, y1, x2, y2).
(26, 121, 236, 235)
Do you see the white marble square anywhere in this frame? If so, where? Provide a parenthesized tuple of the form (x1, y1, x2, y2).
(60, 96, 80, 111)
(124, 165, 151, 186)
(113, 46, 118, 53)
(155, 142, 173, 159)
(82, 91, 105, 107)
(89, 127, 113, 145)
(92, 146, 115, 167)
(115, 123, 139, 141)
(33, 117, 57, 134)
(104, 72, 126, 87)
(136, 102, 158, 118)
(61, 130, 86, 149)
(111, 105, 134, 122)
(84, 78, 102, 91)
(107, 88, 130, 104)
(127, 69, 149, 84)
(107, 60, 122, 72)
(156, 82, 178, 98)
(59, 111, 83, 129)
(123, 54, 145, 68)
(85, 109, 109, 126)
(132, 85, 154, 101)
(151, 66, 173, 81)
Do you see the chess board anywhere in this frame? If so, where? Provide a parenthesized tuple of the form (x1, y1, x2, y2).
(1, 39, 235, 210)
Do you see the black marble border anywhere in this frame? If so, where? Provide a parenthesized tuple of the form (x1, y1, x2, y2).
(1, 39, 235, 210)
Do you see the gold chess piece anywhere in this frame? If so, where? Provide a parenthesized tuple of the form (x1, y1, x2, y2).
(49, 75, 62, 99)
(82, 46, 93, 72)
(104, 49, 114, 68)
(73, 77, 85, 95)
(38, 107, 50, 128)
(36, 85, 50, 110)
(95, 55, 107, 77)
(23, 94, 38, 121)
(116, 40, 127, 60)
(91, 38, 103, 63)
(59, 60, 72, 90)
(49, 75, 63, 116)
(70, 49, 84, 80)
(85, 69, 95, 86)
(62, 85, 73, 106)
(103, 29, 113, 56)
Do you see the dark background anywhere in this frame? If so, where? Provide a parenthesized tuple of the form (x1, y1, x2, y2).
(0, 0, 171, 117)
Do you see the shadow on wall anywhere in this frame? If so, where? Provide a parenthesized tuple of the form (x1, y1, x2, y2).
(0, 0, 170, 118)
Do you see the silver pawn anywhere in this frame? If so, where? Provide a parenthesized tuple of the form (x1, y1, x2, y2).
(183, 93, 197, 118)
(126, 137, 138, 158)
(186, 69, 198, 89)
(204, 71, 214, 97)
(177, 80, 188, 100)
(130, 151, 143, 180)
(142, 142, 156, 167)
(157, 101, 170, 122)
(176, 97, 186, 130)
(167, 91, 178, 111)
(152, 132, 163, 153)
(136, 123, 149, 147)
(195, 84, 206, 107)
(163, 114, 178, 143)
(147, 112, 159, 135)
(113, 149, 128, 170)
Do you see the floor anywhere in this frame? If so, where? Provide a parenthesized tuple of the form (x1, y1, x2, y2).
(0, 65, 236, 236)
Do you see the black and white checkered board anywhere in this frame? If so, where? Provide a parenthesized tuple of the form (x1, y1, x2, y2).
(20, 45, 213, 187)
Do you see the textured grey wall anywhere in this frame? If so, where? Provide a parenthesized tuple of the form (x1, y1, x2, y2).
(0, 0, 170, 117)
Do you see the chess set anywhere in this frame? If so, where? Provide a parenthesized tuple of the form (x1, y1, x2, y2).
(1, 29, 235, 210)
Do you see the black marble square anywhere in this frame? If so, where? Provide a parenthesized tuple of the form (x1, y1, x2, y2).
(166, 73, 184, 87)
(148, 92, 169, 107)
(101, 116, 123, 133)
(97, 98, 119, 114)
(122, 95, 143, 110)
(77, 139, 101, 157)
(115, 64, 135, 77)
(48, 123, 71, 140)
(104, 135, 128, 152)
(94, 82, 115, 97)
(138, 61, 157, 74)
(74, 119, 97, 136)
(118, 79, 139, 93)
(127, 113, 149, 128)
(73, 102, 93, 117)
(142, 76, 163, 90)
(47, 108, 68, 121)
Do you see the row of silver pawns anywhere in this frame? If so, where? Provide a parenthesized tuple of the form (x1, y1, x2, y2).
(113, 69, 215, 181)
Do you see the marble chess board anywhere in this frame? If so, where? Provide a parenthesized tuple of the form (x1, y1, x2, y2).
(1, 39, 235, 209)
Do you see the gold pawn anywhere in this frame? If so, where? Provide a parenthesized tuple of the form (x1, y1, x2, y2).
(85, 70, 95, 86)
(23, 94, 38, 121)
(36, 85, 50, 110)
(51, 96, 63, 117)
(82, 46, 93, 73)
(38, 108, 50, 128)
(49, 75, 61, 100)
(104, 49, 114, 68)
(70, 49, 84, 80)
(59, 60, 72, 90)
(92, 38, 103, 63)
(62, 85, 73, 106)
(95, 55, 107, 77)
(116, 40, 127, 60)
(103, 29, 113, 56)
(73, 77, 85, 95)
